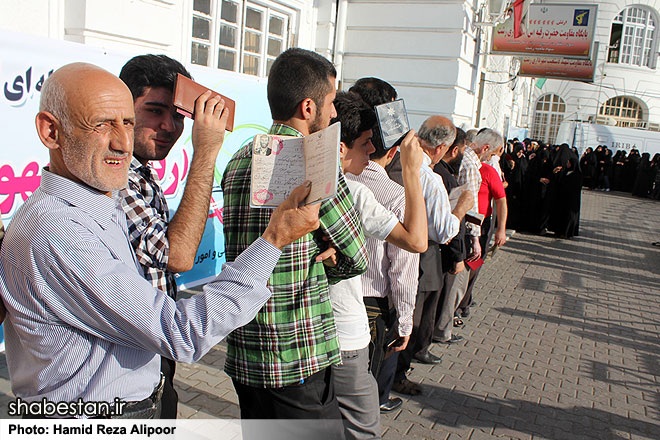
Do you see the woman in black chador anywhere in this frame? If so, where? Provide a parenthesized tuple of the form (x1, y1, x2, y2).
(521, 145, 554, 233)
(551, 145, 583, 238)
(611, 150, 627, 191)
(624, 148, 641, 192)
(632, 152, 654, 197)
(652, 153, 660, 200)
(596, 147, 613, 191)
(580, 147, 597, 189)
(504, 142, 528, 229)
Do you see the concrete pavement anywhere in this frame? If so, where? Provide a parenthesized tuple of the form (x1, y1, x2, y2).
(0, 190, 658, 439)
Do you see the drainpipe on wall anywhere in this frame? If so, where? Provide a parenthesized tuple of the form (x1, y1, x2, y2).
(332, 0, 348, 88)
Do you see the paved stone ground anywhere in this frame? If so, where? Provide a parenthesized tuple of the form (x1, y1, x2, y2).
(0, 190, 658, 439)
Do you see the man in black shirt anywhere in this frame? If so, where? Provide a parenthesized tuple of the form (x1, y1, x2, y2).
(433, 128, 468, 344)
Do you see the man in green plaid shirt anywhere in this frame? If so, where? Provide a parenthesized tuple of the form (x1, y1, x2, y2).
(222, 48, 368, 426)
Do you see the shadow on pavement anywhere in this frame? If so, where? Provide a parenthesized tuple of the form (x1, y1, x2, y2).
(393, 382, 660, 439)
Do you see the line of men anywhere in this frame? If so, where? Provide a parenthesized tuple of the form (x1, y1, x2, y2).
(0, 48, 507, 438)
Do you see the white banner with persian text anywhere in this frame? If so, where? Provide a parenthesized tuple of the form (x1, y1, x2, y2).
(0, 29, 273, 290)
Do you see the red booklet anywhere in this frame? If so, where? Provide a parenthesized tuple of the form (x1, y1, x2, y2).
(173, 73, 235, 131)
(465, 258, 484, 271)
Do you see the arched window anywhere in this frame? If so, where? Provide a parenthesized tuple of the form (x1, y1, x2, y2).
(608, 6, 658, 68)
(531, 94, 566, 144)
(599, 96, 646, 128)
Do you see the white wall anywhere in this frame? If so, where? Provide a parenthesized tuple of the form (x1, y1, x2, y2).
(339, 0, 483, 130)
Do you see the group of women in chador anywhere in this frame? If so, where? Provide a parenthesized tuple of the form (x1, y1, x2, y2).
(501, 141, 582, 239)
(501, 139, 659, 240)
(580, 146, 660, 198)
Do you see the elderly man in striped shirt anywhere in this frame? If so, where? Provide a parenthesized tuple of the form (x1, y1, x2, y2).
(0, 63, 320, 419)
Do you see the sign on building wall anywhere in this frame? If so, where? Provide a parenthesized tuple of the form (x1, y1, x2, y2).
(519, 43, 599, 82)
(0, 30, 273, 290)
(492, 4, 598, 59)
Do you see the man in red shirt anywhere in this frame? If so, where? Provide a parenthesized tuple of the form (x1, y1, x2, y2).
(457, 128, 507, 318)
(478, 160, 508, 252)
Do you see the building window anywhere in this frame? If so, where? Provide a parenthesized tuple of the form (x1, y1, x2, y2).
(599, 96, 646, 128)
(191, 0, 292, 76)
(608, 6, 658, 68)
(531, 94, 565, 144)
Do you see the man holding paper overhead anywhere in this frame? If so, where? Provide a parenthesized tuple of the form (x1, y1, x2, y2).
(222, 48, 368, 430)
(118, 55, 230, 418)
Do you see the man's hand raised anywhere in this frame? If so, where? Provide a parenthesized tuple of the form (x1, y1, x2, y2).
(400, 130, 424, 173)
(191, 91, 230, 156)
(262, 182, 321, 249)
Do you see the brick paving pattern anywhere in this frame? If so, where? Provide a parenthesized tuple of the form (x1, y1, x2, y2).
(0, 190, 658, 439)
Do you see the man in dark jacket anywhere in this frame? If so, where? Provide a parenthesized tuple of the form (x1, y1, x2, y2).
(433, 128, 468, 344)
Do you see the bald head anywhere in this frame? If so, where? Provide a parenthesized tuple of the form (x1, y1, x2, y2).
(36, 63, 135, 195)
(41, 63, 133, 131)
(417, 116, 456, 165)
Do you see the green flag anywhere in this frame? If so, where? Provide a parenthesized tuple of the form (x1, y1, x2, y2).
(535, 78, 547, 89)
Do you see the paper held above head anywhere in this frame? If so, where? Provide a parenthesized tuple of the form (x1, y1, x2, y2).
(250, 122, 341, 208)
(374, 99, 411, 151)
(173, 73, 236, 131)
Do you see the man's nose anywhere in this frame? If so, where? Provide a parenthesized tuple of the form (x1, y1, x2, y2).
(160, 112, 176, 132)
(111, 124, 133, 153)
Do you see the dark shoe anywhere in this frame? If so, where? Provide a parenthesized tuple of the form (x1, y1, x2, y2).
(435, 334, 465, 345)
(413, 352, 442, 364)
(392, 378, 422, 395)
(453, 316, 464, 327)
(461, 308, 471, 318)
(379, 397, 403, 412)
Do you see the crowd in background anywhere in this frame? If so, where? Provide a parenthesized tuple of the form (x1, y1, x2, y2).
(498, 140, 583, 239)
(579, 146, 660, 198)
(497, 138, 660, 242)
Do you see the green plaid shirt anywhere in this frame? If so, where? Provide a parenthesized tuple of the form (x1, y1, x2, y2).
(222, 123, 368, 388)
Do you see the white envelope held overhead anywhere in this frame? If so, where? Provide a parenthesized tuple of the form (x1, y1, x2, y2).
(250, 122, 341, 208)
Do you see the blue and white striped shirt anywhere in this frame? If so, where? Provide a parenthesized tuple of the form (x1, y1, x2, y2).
(0, 169, 280, 406)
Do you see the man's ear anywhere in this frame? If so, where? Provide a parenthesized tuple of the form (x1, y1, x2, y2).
(434, 144, 445, 160)
(339, 141, 348, 160)
(35, 111, 63, 151)
(386, 146, 398, 160)
(299, 97, 316, 122)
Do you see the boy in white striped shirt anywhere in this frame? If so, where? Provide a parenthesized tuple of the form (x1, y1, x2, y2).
(329, 92, 427, 439)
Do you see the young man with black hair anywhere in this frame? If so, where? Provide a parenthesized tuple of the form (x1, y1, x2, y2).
(221, 49, 368, 430)
(330, 92, 427, 438)
(346, 116, 422, 413)
(348, 77, 397, 109)
(119, 54, 230, 418)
